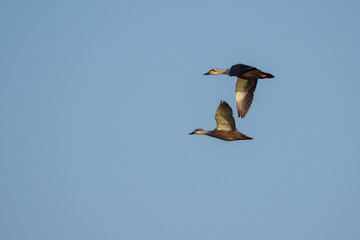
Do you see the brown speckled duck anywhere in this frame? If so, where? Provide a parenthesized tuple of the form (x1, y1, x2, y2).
(189, 100, 252, 141)
(203, 64, 274, 118)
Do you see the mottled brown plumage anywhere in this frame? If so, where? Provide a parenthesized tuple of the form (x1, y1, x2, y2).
(204, 129, 252, 141)
(189, 101, 252, 141)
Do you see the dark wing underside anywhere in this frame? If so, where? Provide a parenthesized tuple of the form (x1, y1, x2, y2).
(235, 78, 258, 118)
(229, 64, 257, 77)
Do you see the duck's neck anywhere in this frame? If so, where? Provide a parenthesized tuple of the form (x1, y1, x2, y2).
(194, 129, 211, 135)
(213, 69, 230, 75)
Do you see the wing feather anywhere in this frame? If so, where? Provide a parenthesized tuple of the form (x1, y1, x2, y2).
(235, 78, 258, 118)
(229, 64, 256, 77)
(215, 101, 236, 131)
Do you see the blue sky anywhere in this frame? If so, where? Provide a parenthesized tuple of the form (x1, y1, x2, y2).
(1, 0, 360, 239)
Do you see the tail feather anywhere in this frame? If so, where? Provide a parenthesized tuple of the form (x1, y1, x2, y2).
(259, 72, 274, 79)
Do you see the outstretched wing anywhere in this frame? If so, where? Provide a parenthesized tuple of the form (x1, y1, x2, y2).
(235, 78, 258, 118)
(229, 64, 256, 77)
(215, 101, 236, 131)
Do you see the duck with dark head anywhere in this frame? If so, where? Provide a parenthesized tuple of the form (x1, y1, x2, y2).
(203, 63, 274, 118)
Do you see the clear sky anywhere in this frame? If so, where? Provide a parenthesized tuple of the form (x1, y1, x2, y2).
(1, 0, 360, 239)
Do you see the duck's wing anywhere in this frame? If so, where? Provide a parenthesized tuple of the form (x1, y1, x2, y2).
(235, 78, 258, 118)
(229, 64, 256, 77)
(215, 101, 236, 131)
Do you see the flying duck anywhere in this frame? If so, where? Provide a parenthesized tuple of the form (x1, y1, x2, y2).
(189, 100, 253, 141)
(203, 64, 274, 118)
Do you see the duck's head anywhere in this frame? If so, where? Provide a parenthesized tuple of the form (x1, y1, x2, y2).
(203, 68, 229, 75)
(188, 128, 206, 135)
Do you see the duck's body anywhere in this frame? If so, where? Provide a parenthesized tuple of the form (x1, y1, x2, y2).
(204, 64, 274, 118)
(193, 129, 252, 141)
(189, 101, 252, 141)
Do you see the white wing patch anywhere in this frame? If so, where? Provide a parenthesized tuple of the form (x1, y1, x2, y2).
(236, 91, 247, 106)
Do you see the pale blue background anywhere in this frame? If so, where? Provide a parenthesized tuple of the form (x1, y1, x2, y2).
(1, 0, 360, 239)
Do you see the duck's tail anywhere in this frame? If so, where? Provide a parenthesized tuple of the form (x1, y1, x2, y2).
(259, 72, 274, 79)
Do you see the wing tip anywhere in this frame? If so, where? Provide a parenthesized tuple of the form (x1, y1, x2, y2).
(237, 108, 247, 118)
(219, 100, 231, 108)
